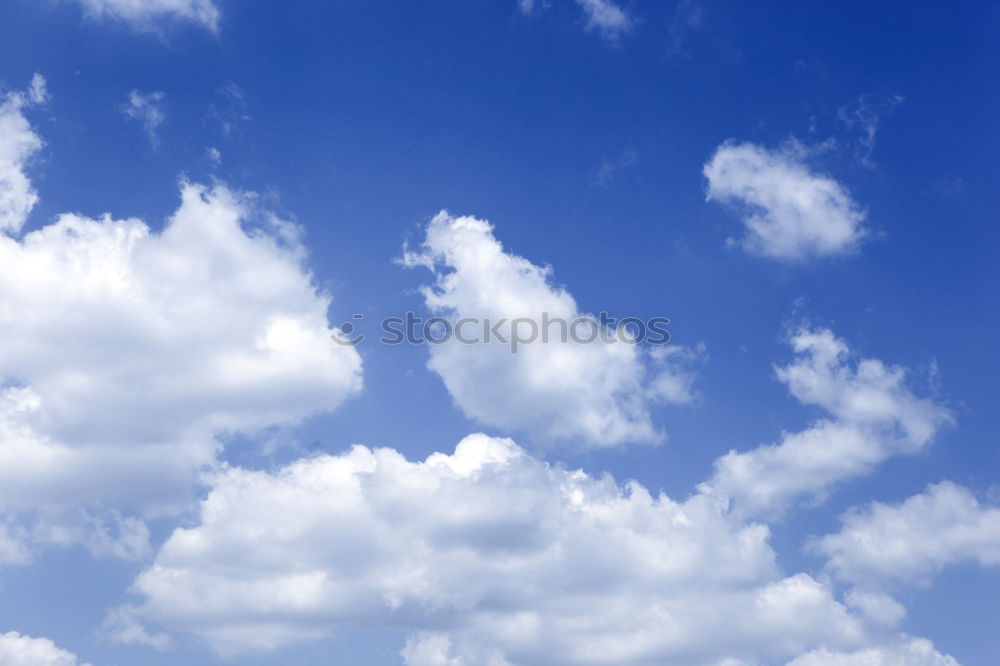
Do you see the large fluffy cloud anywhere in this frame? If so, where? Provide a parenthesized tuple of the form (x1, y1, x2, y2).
(401, 211, 697, 448)
(119, 433, 886, 663)
(0, 73, 47, 235)
(702, 328, 950, 519)
(72, 0, 219, 31)
(812, 481, 1000, 586)
(0, 181, 362, 557)
(0, 631, 89, 666)
(703, 141, 868, 261)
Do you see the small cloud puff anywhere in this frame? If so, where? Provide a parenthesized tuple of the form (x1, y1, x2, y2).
(704, 140, 868, 261)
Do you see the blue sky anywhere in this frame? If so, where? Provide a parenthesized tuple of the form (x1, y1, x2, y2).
(0, 1, 998, 665)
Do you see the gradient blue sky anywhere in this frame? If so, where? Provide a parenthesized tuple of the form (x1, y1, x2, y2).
(0, 1, 998, 665)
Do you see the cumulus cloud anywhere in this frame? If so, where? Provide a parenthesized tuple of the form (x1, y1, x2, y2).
(73, 0, 220, 32)
(401, 211, 698, 448)
(0, 73, 47, 235)
(122, 90, 165, 148)
(702, 328, 950, 518)
(787, 636, 958, 666)
(118, 433, 884, 663)
(811, 482, 1000, 586)
(0, 631, 90, 666)
(112, 323, 961, 663)
(575, 0, 631, 40)
(0, 180, 362, 557)
(703, 141, 868, 261)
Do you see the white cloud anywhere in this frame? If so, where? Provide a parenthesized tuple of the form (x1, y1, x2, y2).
(575, 0, 631, 40)
(401, 211, 698, 448)
(787, 636, 958, 666)
(844, 588, 907, 627)
(0, 74, 47, 235)
(703, 141, 868, 261)
(811, 482, 1000, 586)
(0, 180, 362, 556)
(702, 328, 950, 518)
(114, 326, 960, 663)
(119, 433, 884, 662)
(122, 90, 165, 148)
(0, 631, 90, 666)
(73, 0, 220, 32)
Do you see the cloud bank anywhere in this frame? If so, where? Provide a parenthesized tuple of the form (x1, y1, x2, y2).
(119, 433, 860, 662)
(116, 429, 963, 664)
(110, 326, 959, 663)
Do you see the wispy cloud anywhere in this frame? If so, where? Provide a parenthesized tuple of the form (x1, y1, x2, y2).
(593, 148, 638, 186)
(517, 0, 550, 14)
(208, 82, 250, 136)
(519, 0, 632, 41)
(122, 90, 165, 149)
(575, 0, 632, 41)
(668, 0, 703, 56)
(839, 93, 904, 168)
(74, 0, 219, 32)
